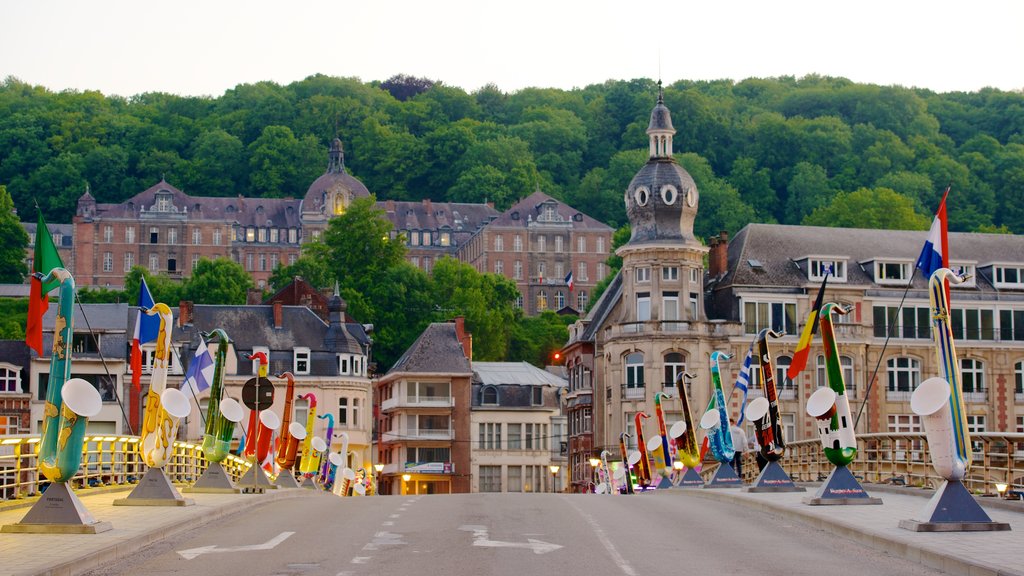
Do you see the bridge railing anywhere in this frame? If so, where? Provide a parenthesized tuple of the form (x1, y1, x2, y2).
(716, 432, 1024, 495)
(0, 435, 251, 501)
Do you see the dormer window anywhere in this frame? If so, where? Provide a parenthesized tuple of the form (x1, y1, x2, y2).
(293, 347, 310, 375)
(634, 186, 650, 207)
(541, 204, 557, 222)
(993, 265, 1024, 289)
(809, 258, 847, 282)
(873, 260, 911, 285)
(951, 262, 977, 288)
(155, 193, 172, 212)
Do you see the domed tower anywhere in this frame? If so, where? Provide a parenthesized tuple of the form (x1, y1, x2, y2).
(300, 138, 371, 241)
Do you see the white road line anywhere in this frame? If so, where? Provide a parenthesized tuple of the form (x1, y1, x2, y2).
(382, 521, 394, 526)
(351, 557, 370, 564)
(389, 514, 401, 518)
(566, 501, 637, 576)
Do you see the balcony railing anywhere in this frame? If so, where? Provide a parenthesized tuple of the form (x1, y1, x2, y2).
(886, 390, 914, 402)
(621, 385, 645, 400)
(1016, 392, 1024, 404)
(963, 390, 988, 403)
(381, 428, 454, 442)
(380, 396, 455, 411)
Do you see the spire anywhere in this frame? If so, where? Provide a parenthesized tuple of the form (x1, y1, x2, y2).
(327, 138, 346, 173)
(646, 84, 675, 159)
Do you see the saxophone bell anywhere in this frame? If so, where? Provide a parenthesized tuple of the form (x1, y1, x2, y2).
(911, 377, 965, 480)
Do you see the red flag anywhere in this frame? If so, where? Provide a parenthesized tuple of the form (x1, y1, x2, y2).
(26, 211, 65, 355)
(787, 271, 830, 381)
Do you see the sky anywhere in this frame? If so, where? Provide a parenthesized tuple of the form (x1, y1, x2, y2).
(2, 0, 1022, 98)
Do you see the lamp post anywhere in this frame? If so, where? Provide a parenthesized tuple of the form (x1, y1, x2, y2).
(373, 463, 384, 496)
(996, 482, 1008, 499)
(588, 457, 600, 493)
(549, 465, 560, 493)
(402, 473, 411, 496)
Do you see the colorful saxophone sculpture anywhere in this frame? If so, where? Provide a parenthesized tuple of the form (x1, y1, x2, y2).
(911, 268, 972, 480)
(200, 329, 242, 463)
(317, 413, 335, 483)
(600, 449, 616, 494)
(806, 304, 857, 466)
(653, 392, 673, 472)
(702, 351, 734, 464)
(274, 372, 303, 471)
(618, 433, 635, 494)
(633, 412, 652, 486)
(298, 393, 319, 477)
(139, 303, 191, 468)
(36, 269, 103, 483)
(670, 371, 701, 468)
(752, 329, 786, 462)
(242, 352, 270, 461)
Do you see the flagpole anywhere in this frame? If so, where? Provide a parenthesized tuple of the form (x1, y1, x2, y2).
(73, 294, 135, 436)
(853, 268, 918, 429)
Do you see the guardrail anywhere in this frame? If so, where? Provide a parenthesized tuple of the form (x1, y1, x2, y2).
(707, 432, 1024, 495)
(0, 435, 251, 501)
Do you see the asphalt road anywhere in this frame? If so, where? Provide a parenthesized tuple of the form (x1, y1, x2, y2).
(84, 490, 947, 576)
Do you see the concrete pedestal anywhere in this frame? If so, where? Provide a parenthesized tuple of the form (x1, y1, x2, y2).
(2, 483, 113, 534)
(703, 462, 742, 488)
(899, 480, 1011, 532)
(804, 465, 882, 505)
(114, 467, 194, 506)
(182, 461, 241, 494)
(746, 460, 805, 493)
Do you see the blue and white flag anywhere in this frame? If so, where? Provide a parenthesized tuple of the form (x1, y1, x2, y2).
(181, 338, 215, 394)
(732, 341, 754, 425)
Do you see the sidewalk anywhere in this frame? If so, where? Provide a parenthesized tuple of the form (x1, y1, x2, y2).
(680, 483, 1023, 576)
(0, 487, 311, 576)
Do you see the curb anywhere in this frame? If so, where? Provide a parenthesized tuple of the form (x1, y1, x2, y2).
(25, 488, 314, 576)
(681, 488, 1021, 576)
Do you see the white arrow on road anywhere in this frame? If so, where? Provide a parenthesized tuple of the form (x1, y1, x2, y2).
(177, 531, 295, 560)
(459, 525, 562, 555)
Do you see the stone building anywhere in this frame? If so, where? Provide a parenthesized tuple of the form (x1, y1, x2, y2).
(380, 198, 499, 275)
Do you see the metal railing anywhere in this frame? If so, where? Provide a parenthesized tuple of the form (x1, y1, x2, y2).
(0, 435, 251, 501)
(705, 432, 1024, 495)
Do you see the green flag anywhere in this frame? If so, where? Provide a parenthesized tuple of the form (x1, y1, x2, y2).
(26, 211, 65, 355)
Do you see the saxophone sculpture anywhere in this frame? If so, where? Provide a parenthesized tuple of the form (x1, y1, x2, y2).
(200, 329, 243, 463)
(701, 351, 734, 464)
(806, 304, 857, 466)
(670, 372, 701, 469)
(139, 303, 191, 468)
(750, 329, 786, 462)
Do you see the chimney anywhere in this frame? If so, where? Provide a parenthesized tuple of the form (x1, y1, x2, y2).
(453, 316, 472, 361)
(178, 300, 193, 328)
(273, 301, 283, 329)
(246, 288, 262, 305)
(708, 231, 730, 278)
(385, 199, 395, 213)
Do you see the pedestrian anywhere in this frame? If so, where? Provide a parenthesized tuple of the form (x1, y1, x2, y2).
(730, 423, 747, 477)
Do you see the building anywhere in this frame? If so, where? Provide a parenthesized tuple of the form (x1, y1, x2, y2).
(374, 319, 473, 495)
(0, 341, 32, 436)
(380, 199, 500, 275)
(459, 191, 614, 315)
(22, 221, 74, 278)
(561, 90, 1024, 491)
(471, 362, 567, 493)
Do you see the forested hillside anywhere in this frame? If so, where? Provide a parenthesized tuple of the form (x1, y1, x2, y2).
(2, 74, 1023, 236)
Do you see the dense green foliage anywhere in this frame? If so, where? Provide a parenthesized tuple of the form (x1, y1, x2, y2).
(0, 185, 29, 283)
(3, 74, 1023, 235)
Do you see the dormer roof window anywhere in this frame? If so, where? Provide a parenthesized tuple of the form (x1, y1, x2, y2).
(991, 264, 1024, 289)
(864, 259, 912, 286)
(155, 192, 173, 213)
(805, 257, 847, 283)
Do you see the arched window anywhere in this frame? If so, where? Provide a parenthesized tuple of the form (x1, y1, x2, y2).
(775, 355, 792, 389)
(887, 357, 921, 392)
(481, 386, 498, 405)
(537, 290, 548, 311)
(663, 353, 686, 388)
(841, 355, 855, 391)
(625, 353, 644, 388)
(960, 358, 985, 394)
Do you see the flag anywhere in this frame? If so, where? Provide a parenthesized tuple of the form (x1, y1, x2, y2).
(916, 186, 950, 279)
(733, 342, 754, 425)
(565, 271, 574, 292)
(26, 211, 65, 356)
(130, 277, 160, 391)
(181, 338, 215, 394)
(787, 269, 830, 381)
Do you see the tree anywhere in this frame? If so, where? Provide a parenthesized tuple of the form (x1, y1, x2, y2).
(0, 185, 28, 283)
(380, 74, 436, 102)
(181, 258, 255, 304)
(508, 311, 574, 367)
(123, 267, 183, 306)
(802, 187, 930, 230)
(784, 162, 832, 224)
(322, 196, 407, 291)
(429, 257, 519, 361)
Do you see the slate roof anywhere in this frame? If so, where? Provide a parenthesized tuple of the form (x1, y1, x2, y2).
(473, 362, 567, 387)
(580, 270, 623, 342)
(40, 303, 130, 360)
(487, 191, 612, 232)
(719, 223, 1024, 294)
(22, 222, 74, 248)
(379, 199, 499, 240)
(302, 139, 371, 214)
(387, 322, 471, 375)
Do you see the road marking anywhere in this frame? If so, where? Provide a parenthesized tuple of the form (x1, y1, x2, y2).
(382, 521, 394, 526)
(389, 514, 401, 518)
(565, 501, 636, 576)
(351, 557, 370, 564)
(458, 525, 562, 555)
(177, 531, 295, 560)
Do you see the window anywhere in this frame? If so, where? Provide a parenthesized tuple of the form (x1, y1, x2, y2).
(338, 398, 348, 426)
(537, 261, 546, 279)
(507, 465, 522, 492)
(192, 228, 201, 245)
(289, 228, 298, 244)
(538, 236, 546, 252)
(293, 348, 310, 375)
(1016, 361, 1023, 394)
(495, 235, 503, 251)
(150, 227, 159, 244)
(577, 236, 586, 253)
(994, 266, 1024, 288)
(0, 365, 20, 393)
(102, 252, 112, 272)
(258, 228, 267, 243)
(635, 267, 651, 283)
(578, 261, 587, 282)
(961, 358, 985, 393)
(872, 305, 931, 339)
(148, 253, 159, 272)
(744, 301, 797, 335)
(270, 228, 279, 243)
(515, 294, 523, 309)
(950, 308, 995, 341)
(439, 232, 450, 247)
(125, 227, 135, 244)
(351, 398, 360, 428)
(888, 414, 922, 433)
(213, 229, 222, 245)
(664, 353, 686, 387)
(597, 262, 606, 280)
(481, 386, 498, 405)
(636, 292, 651, 321)
(507, 424, 522, 450)
(246, 227, 255, 242)
(775, 355, 793, 388)
(690, 268, 699, 283)
(479, 466, 502, 492)
(532, 386, 543, 406)
(167, 258, 177, 272)
(103, 225, 113, 243)
(409, 231, 420, 246)
(887, 357, 921, 392)
(625, 353, 644, 388)
(124, 252, 134, 272)
(577, 290, 587, 311)
(689, 292, 699, 319)
(809, 259, 846, 282)
(246, 253, 253, 271)
(662, 267, 679, 281)
(966, 415, 986, 433)
(191, 255, 200, 271)
(555, 290, 565, 310)
(781, 413, 796, 443)
(555, 236, 563, 253)
(156, 194, 172, 212)
(0, 415, 20, 434)
(479, 423, 501, 449)
(514, 261, 522, 280)
(537, 290, 548, 311)
(554, 263, 563, 280)
(660, 292, 679, 322)
(1000, 310, 1024, 341)
(513, 235, 522, 252)
(168, 228, 178, 245)
(596, 237, 605, 253)
(874, 261, 910, 284)
(270, 254, 278, 270)
(259, 253, 267, 271)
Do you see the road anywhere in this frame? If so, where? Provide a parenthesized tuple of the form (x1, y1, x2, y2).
(84, 490, 947, 576)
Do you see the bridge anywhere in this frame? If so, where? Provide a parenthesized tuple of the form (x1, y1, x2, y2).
(1, 433, 1022, 576)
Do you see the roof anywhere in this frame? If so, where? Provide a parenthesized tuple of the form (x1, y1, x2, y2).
(580, 271, 623, 341)
(22, 222, 74, 248)
(473, 362, 567, 387)
(647, 89, 675, 133)
(719, 223, 1024, 293)
(387, 322, 471, 375)
(487, 190, 612, 232)
(378, 199, 499, 237)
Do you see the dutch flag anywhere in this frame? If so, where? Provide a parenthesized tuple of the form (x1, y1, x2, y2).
(916, 187, 950, 278)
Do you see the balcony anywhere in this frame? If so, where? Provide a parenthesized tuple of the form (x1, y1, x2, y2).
(962, 390, 988, 403)
(886, 390, 914, 402)
(621, 385, 645, 401)
(380, 396, 455, 411)
(1016, 392, 1024, 404)
(778, 388, 797, 400)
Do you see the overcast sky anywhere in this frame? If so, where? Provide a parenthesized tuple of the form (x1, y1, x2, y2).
(3, 0, 1021, 98)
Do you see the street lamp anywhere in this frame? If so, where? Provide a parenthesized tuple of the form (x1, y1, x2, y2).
(402, 473, 411, 496)
(588, 458, 601, 493)
(373, 463, 384, 496)
(996, 482, 1008, 499)
(672, 461, 684, 488)
(549, 465, 560, 493)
